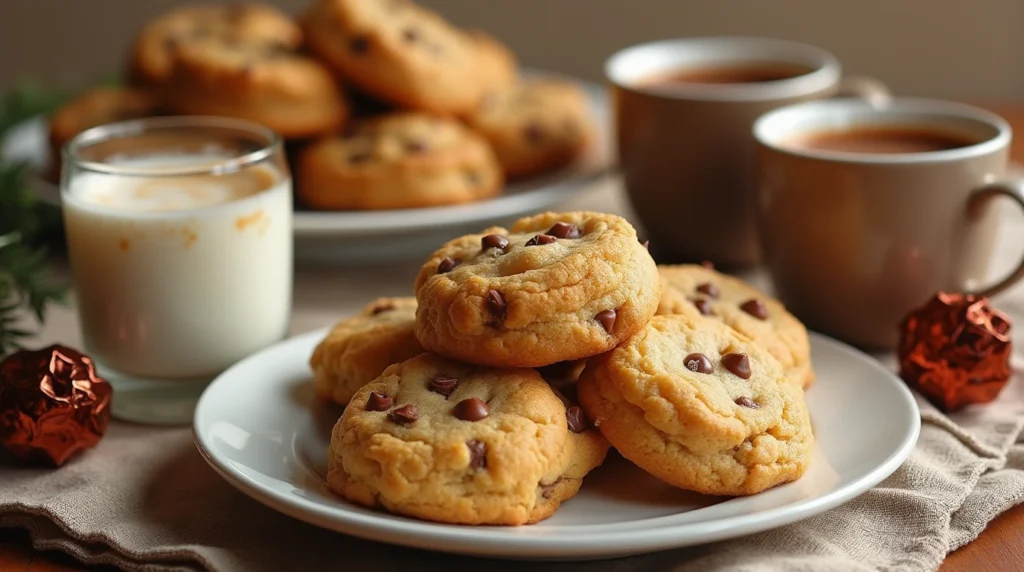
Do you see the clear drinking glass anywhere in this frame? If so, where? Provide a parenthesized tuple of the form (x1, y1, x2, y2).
(61, 116, 293, 425)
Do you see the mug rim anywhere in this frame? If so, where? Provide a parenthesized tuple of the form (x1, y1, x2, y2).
(753, 97, 1012, 164)
(604, 36, 841, 102)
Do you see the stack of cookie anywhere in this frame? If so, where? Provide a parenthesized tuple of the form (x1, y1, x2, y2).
(313, 211, 816, 525)
(47, 0, 597, 210)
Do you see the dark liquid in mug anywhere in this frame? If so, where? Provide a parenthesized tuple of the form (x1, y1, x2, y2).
(790, 126, 980, 154)
(642, 63, 814, 87)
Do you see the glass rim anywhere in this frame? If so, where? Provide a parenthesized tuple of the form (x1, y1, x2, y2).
(63, 115, 283, 177)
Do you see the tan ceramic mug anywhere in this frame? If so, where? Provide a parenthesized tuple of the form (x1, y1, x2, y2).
(606, 37, 887, 269)
(754, 97, 1024, 350)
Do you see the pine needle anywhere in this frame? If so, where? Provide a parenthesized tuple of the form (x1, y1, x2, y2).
(0, 83, 70, 356)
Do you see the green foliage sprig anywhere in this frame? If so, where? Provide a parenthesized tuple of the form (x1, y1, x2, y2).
(0, 83, 69, 356)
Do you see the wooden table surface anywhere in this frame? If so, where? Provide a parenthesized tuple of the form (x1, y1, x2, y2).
(3, 102, 1024, 571)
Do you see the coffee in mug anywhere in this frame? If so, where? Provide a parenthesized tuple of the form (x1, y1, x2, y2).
(641, 62, 816, 88)
(788, 126, 979, 154)
(606, 37, 888, 268)
(754, 98, 1024, 349)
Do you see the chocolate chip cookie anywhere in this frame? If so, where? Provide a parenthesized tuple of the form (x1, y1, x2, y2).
(578, 313, 814, 496)
(301, 0, 517, 115)
(163, 37, 348, 139)
(327, 353, 608, 525)
(296, 112, 502, 210)
(310, 297, 424, 406)
(128, 3, 302, 87)
(657, 264, 814, 388)
(47, 87, 163, 180)
(414, 211, 660, 368)
(466, 79, 594, 178)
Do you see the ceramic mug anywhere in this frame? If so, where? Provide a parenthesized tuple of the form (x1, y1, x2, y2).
(606, 36, 888, 268)
(754, 97, 1024, 349)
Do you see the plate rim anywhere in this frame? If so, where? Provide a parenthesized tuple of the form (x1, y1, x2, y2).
(192, 329, 921, 559)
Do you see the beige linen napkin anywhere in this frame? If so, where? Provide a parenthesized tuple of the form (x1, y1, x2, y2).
(2, 183, 1023, 571)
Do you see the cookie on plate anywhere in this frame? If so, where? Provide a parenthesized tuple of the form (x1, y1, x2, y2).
(466, 79, 594, 179)
(163, 38, 348, 139)
(468, 30, 520, 95)
(578, 314, 814, 496)
(296, 112, 502, 210)
(327, 353, 608, 525)
(310, 297, 424, 406)
(657, 264, 814, 388)
(128, 3, 302, 87)
(301, 0, 516, 115)
(414, 211, 660, 368)
(48, 87, 163, 179)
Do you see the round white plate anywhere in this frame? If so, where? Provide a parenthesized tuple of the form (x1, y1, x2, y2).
(193, 329, 920, 560)
(1, 71, 613, 264)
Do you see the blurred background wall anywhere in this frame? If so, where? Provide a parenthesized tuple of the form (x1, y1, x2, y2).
(0, 0, 1021, 100)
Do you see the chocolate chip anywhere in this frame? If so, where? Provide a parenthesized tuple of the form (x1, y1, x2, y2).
(486, 289, 507, 321)
(466, 439, 487, 469)
(740, 299, 769, 320)
(596, 309, 617, 333)
(566, 405, 588, 433)
(721, 353, 751, 379)
(465, 170, 482, 186)
(402, 27, 419, 42)
(524, 123, 544, 144)
(365, 391, 393, 411)
(560, 384, 579, 406)
(701, 260, 715, 269)
(683, 353, 714, 374)
(540, 478, 563, 499)
(388, 404, 419, 424)
(641, 239, 650, 250)
(370, 302, 395, 315)
(349, 151, 372, 164)
(735, 396, 760, 409)
(546, 222, 581, 239)
(429, 375, 458, 397)
(525, 234, 557, 246)
(453, 397, 490, 421)
(696, 283, 719, 299)
(481, 234, 509, 252)
(405, 140, 427, 153)
(350, 36, 369, 54)
(163, 36, 180, 51)
(437, 257, 459, 274)
(693, 299, 712, 316)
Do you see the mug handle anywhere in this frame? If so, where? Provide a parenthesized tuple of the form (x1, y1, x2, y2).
(835, 75, 892, 107)
(965, 180, 1024, 297)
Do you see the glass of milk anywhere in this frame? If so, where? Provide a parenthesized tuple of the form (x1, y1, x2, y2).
(61, 116, 293, 425)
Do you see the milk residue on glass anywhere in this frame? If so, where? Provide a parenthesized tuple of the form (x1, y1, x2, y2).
(69, 153, 280, 212)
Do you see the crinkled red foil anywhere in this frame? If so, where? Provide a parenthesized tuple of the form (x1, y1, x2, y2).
(0, 345, 112, 466)
(898, 292, 1013, 412)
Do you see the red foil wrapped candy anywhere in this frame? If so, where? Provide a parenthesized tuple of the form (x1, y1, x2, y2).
(0, 345, 112, 466)
(898, 292, 1013, 412)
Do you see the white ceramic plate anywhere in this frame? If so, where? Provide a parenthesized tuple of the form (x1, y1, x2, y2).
(193, 328, 920, 560)
(1, 71, 613, 264)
